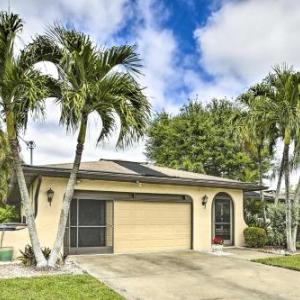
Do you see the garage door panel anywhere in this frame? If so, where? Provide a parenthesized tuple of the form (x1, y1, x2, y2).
(115, 232, 189, 241)
(117, 206, 189, 216)
(116, 239, 190, 248)
(115, 224, 190, 234)
(116, 218, 190, 225)
(114, 200, 191, 253)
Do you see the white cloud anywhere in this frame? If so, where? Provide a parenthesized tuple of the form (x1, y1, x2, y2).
(183, 70, 243, 103)
(194, 0, 300, 85)
(2, 0, 131, 43)
(130, 0, 183, 114)
(1, 0, 180, 164)
(21, 101, 146, 165)
(193, 0, 300, 186)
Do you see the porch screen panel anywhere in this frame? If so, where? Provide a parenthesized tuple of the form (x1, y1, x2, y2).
(78, 199, 105, 226)
(65, 198, 113, 253)
(78, 227, 106, 247)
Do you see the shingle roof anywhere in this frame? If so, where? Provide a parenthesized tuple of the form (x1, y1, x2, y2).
(45, 159, 237, 182)
(36, 159, 264, 191)
(45, 159, 255, 183)
(46, 160, 138, 175)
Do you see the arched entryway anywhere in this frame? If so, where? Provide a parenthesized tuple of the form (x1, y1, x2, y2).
(212, 193, 234, 245)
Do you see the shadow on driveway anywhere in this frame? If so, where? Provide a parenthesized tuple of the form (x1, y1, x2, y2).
(72, 250, 300, 300)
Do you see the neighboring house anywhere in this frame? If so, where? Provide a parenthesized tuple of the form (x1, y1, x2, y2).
(4, 159, 263, 256)
(244, 190, 289, 203)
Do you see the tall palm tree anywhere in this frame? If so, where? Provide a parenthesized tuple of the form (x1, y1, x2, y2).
(42, 26, 151, 267)
(235, 83, 277, 225)
(0, 12, 57, 267)
(236, 65, 300, 251)
(263, 65, 300, 252)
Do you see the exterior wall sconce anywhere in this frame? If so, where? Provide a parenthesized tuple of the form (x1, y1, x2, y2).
(47, 188, 55, 206)
(202, 194, 208, 208)
(136, 180, 142, 187)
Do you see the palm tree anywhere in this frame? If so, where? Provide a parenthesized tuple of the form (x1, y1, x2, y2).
(236, 65, 300, 252)
(0, 12, 57, 267)
(263, 65, 300, 252)
(41, 26, 151, 267)
(235, 83, 277, 225)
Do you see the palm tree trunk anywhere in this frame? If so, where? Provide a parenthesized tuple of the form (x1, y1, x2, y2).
(0, 231, 4, 248)
(283, 143, 293, 252)
(48, 115, 87, 267)
(258, 145, 267, 225)
(275, 151, 285, 205)
(6, 111, 47, 268)
(291, 176, 300, 251)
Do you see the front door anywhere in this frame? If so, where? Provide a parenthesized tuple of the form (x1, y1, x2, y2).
(213, 197, 233, 245)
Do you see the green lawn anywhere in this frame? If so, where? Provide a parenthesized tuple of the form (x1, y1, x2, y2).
(0, 274, 124, 300)
(253, 254, 300, 272)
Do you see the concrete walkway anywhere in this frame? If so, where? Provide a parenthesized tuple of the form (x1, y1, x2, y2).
(223, 247, 282, 260)
(73, 250, 300, 300)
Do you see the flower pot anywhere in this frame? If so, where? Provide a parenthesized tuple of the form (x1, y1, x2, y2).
(212, 244, 223, 253)
(0, 247, 13, 262)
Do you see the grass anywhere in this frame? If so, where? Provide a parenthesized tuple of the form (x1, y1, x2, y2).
(0, 274, 124, 300)
(253, 254, 300, 272)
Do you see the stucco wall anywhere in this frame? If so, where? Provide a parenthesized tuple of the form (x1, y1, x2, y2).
(3, 176, 247, 257)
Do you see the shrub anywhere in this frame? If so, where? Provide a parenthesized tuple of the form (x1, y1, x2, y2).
(266, 203, 286, 247)
(244, 198, 265, 228)
(0, 205, 19, 223)
(18, 245, 51, 267)
(244, 227, 267, 248)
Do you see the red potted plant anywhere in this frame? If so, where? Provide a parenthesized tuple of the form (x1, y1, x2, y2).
(212, 236, 224, 253)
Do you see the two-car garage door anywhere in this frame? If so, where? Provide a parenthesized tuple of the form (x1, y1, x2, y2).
(114, 200, 192, 253)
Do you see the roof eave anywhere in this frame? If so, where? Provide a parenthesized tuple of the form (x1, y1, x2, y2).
(23, 165, 266, 192)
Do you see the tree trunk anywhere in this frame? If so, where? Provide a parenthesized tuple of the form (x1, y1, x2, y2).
(6, 111, 47, 268)
(275, 151, 285, 205)
(0, 231, 4, 248)
(258, 145, 267, 225)
(291, 176, 300, 251)
(283, 143, 294, 252)
(48, 115, 87, 267)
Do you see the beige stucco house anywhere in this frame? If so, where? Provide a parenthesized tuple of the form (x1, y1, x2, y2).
(5, 159, 263, 256)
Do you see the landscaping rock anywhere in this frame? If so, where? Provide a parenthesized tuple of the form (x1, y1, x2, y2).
(0, 259, 84, 279)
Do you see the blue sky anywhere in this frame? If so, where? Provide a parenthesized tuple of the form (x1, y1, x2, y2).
(2, 0, 300, 187)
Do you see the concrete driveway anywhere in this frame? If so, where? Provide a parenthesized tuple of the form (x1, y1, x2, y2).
(73, 250, 300, 300)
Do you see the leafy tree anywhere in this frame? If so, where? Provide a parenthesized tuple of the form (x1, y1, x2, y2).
(146, 99, 272, 182)
(0, 12, 57, 267)
(38, 26, 151, 267)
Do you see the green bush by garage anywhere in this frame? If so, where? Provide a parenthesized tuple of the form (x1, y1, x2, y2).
(244, 227, 267, 248)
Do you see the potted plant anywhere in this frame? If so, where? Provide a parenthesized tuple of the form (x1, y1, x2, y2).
(0, 205, 18, 261)
(212, 236, 224, 253)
